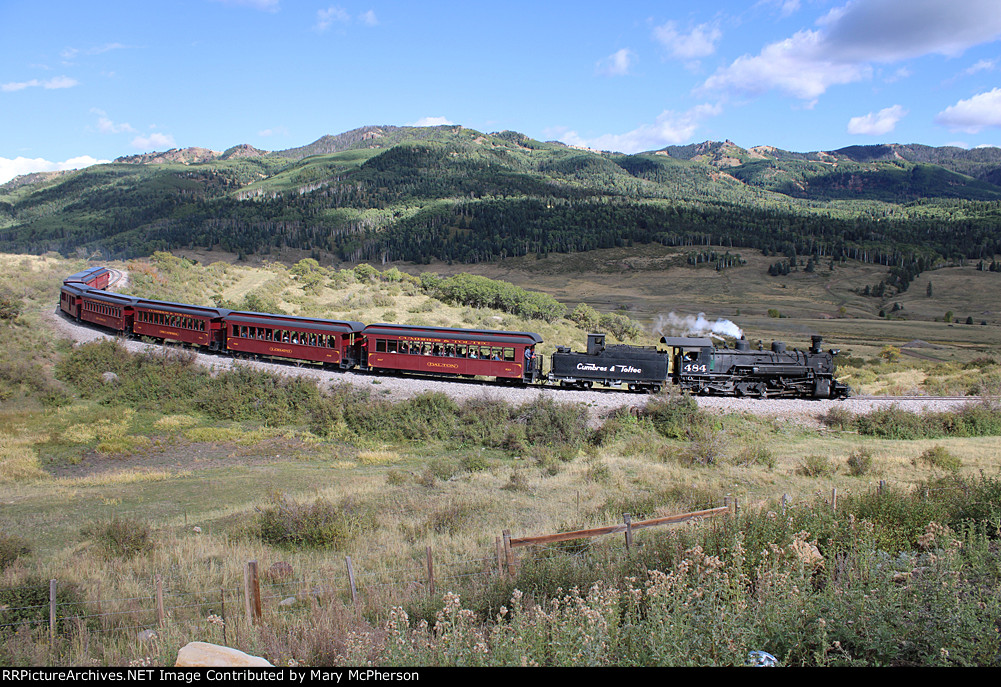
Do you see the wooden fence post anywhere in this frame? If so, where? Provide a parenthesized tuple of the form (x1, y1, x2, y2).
(502, 530, 515, 577)
(623, 513, 633, 550)
(220, 588, 227, 646)
(155, 575, 165, 628)
(425, 546, 436, 598)
(244, 560, 262, 625)
(781, 493, 788, 516)
(345, 556, 358, 608)
(495, 537, 504, 577)
(49, 579, 57, 643)
(879, 480, 886, 495)
(831, 487, 838, 513)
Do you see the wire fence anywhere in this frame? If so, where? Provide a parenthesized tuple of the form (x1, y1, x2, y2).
(4, 477, 993, 649)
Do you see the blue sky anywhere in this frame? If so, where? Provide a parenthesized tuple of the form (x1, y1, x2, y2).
(2, 0, 1001, 183)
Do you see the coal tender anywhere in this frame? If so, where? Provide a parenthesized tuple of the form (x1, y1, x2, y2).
(549, 333, 668, 391)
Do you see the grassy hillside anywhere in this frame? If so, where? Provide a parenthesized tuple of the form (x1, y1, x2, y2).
(2, 253, 1001, 666)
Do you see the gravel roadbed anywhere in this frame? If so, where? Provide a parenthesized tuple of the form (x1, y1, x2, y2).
(46, 308, 984, 427)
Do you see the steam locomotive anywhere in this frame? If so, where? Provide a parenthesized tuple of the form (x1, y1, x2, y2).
(548, 333, 848, 399)
(660, 335, 850, 399)
(59, 267, 848, 399)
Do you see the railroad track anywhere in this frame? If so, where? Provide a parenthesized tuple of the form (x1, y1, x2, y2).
(106, 268, 124, 288)
(851, 395, 998, 402)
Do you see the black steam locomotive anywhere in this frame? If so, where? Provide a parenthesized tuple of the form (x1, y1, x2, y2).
(661, 334, 849, 399)
(550, 333, 849, 399)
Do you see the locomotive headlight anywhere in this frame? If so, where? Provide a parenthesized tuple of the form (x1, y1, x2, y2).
(830, 349, 841, 356)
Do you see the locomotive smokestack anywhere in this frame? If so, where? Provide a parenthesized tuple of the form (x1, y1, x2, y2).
(811, 336, 823, 354)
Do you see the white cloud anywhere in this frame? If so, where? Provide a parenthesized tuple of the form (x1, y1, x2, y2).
(1, 75, 79, 92)
(847, 104, 908, 135)
(409, 116, 455, 127)
(359, 10, 378, 26)
(92, 109, 136, 134)
(131, 132, 176, 150)
(818, 0, 1001, 63)
(0, 155, 108, 185)
(61, 43, 127, 61)
(315, 6, 350, 32)
(965, 59, 997, 75)
(557, 103, 722, 153)
(653, 21, 722, 60)
(596, 49, 636, 77)
(701, 29, 869, 101)
(703, 0, 1001, 102)
(935, 88, 1001, 133)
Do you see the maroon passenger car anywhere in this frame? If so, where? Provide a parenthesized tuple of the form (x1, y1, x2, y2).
(77, 289, 136, 332)
(131, 299, 231, 350)
(59, 282, 87, 320)
(362, 324, 543, 382)
(65, 266, 112, 290)
(225, 312, 365, 368)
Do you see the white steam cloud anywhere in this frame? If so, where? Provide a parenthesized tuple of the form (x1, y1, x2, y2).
(654, 312, 743, 340)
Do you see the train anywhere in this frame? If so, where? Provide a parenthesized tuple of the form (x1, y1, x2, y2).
(59, 266, 849, 399)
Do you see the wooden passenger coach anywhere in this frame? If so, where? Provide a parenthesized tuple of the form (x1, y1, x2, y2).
(59, 283, 86, 319)
(362, 324, 543, 382)
(132, 299, 231, 349)
(225, 312, 365, 368)
(65, 266, 111, 290)
(78, 289, 136, 332)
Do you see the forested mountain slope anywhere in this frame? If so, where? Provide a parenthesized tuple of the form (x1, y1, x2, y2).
(2, 126, 1000, 271)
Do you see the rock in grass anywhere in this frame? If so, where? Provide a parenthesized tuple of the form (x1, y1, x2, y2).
(175, 641, 273, 667)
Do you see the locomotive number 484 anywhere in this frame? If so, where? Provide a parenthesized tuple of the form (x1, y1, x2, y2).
(683, 363, 708, 373)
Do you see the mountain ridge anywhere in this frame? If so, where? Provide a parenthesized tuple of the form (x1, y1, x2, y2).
(2, 125, 1000, 271)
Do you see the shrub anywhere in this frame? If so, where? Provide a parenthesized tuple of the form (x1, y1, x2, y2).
(386, 469, 410, 486)
(915, 445, 961, 471)
(520, 397, 590, 458)
(0, 533, 30, 570)
(678, 425, 729, 466)
(0, 577, 88, 635)
(0, 290, 22, 322)
(797, 454, 836, 478)
(856, 406, 932, 439)
(846, 446, 874, 476)
(501, 471, 530, 492)
(597, 312, 642, 340)
(459, 454, 489, 473)
(645, 392, 705, 439)
(820, 406, 856, 430)
(569, 303, 600, 330)
(257, 492, 375, 550)
(735, 444, 775, 469)
(82, 517, 155, 559)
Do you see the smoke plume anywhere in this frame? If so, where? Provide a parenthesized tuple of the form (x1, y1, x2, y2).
(654, 312, 743, 340)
